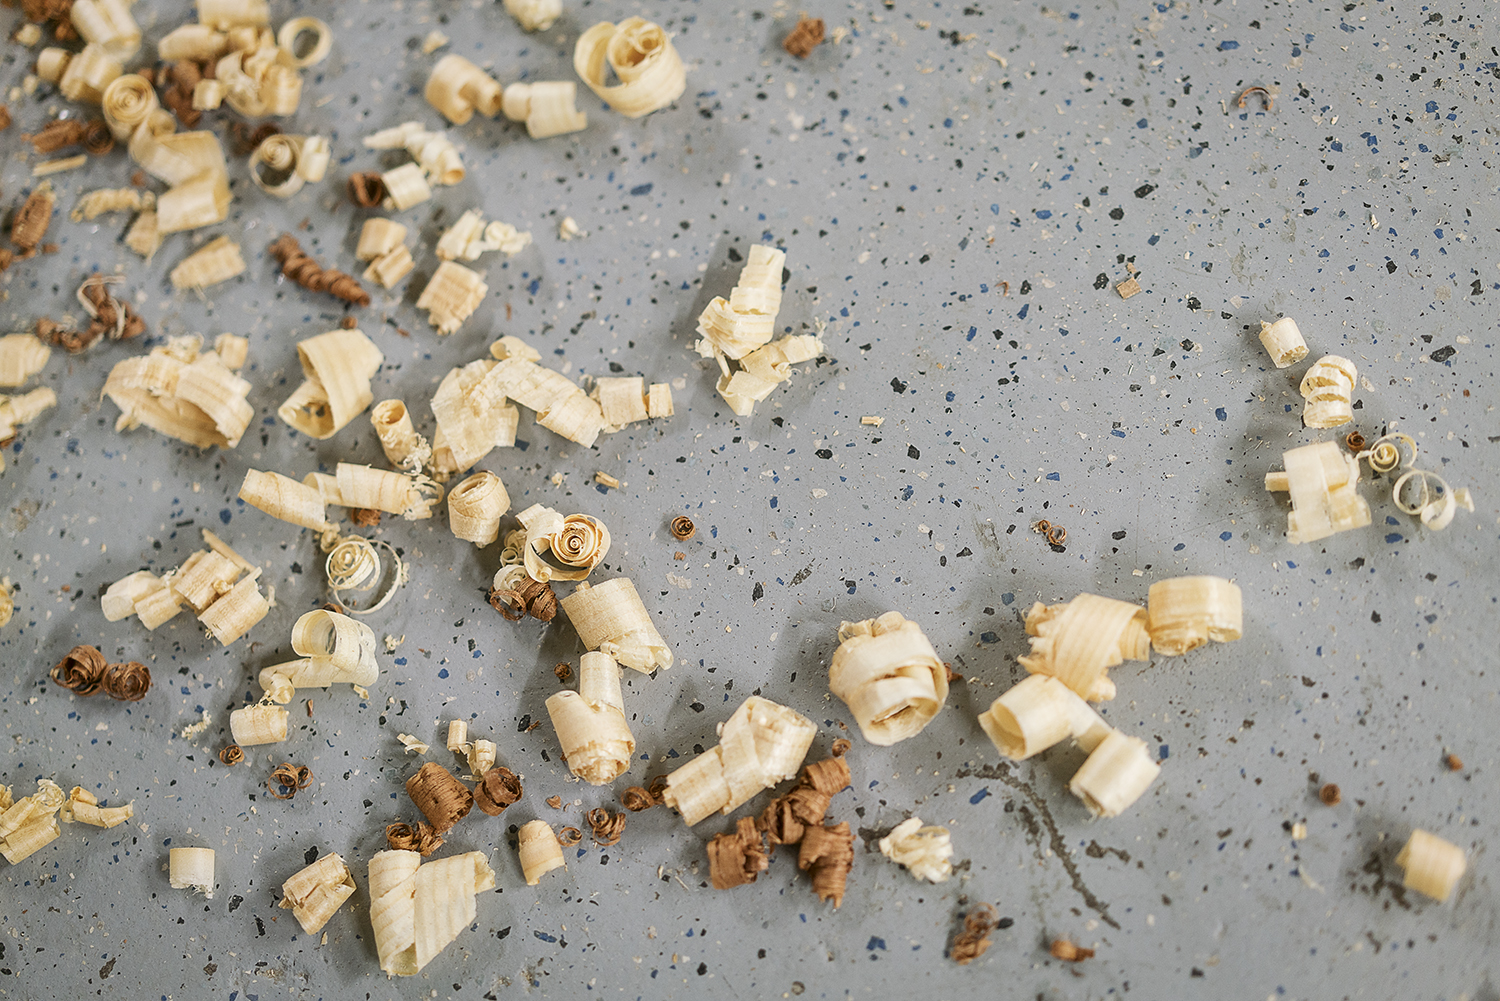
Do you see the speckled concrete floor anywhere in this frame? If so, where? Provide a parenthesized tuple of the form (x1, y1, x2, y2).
(1, 1, 1495, 999)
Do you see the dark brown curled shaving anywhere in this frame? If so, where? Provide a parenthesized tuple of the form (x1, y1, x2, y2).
(386, 821, 445, 856)
(350, 508, 381, 527)
(1046, 525, 1067, 546)
(36, 317, 99, 354)
(51, 644, 106, 695)
(347, 171, 386, 207)
(101, 661, 151, 701)
(949, 903, 998, 965)
(22, 118, 86, 153)
(801, 756, 851, 796)
(268, 762, 312, 799)
(228, 120, 279, 156)
(669, 515, 695, 540)
(487, 586, 527, 621)
(268, 234, 370, 307)
(620, 786, 656, 812)
(586, 807, 625, 846)
(647, 773, 670, 804)
(797, 822, 853, 907)
(708, 816, 769, 889)
(218, 744, 244, 765)
(557, 826, 582, 847)
(553, 662, 572, 682)
(830, 738, 851, 757)
(473, 766, 523, 816)
(526, 583, 558, 622)
(81, 119, 113, 155)
(405, 761, 473, 833)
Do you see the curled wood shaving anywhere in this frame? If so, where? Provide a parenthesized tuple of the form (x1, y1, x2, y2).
(553, 661, 572, 682)
(268, 234, 369, 306)
(949, 904, 998, 965)
(708, 816, 769, 889)
(267, 762, 313, 799)
(405, 761, 472, 833)
(472, 766, 523, 816)
(798, 822, 853, 907)
(783, 17, 825, 58)
(11, 182, 55, 251)
(620, 786, 657, 812)
(586, 807, 626, 846)
(50, 644, 106, 695)
(556, 825, 582, 847)
(100, 660, 150, 701)
(385, 821, 445, 856)
(218, 744, 243, 765)
(669, 515, 695, 540)
(347, 171, 386, 207)
(1050, 938, 1094, 962)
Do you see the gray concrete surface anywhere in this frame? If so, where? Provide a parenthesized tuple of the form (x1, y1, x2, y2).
(1, 0, 1496, 998)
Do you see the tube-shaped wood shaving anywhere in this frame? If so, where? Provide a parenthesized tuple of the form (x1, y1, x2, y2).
(0, 779, 65, 863)
(559, 578, 673, 673)
(1145, 576, 1243, 656)
(260, 609, 378, 702)
(0, 335, 51, 387)
(1265, 440, 1371, 544)
(60, 786, 133, 827)
(277, 328, 383, 439)
(1258, 317, 1309, 368)
(517, 819, 565, 885)
(447, 471, 509, 546)
(708, 816, 769, 889)
(386, 821, 444, 856)
(169, 846, 215, 896)
(501, 81, 587, 139)
(370, 399, 427, 470)
(546, 651, 634, 785)
(1018, 594, 1150, 702)
(829, 610, 948, 746)
(229, 704, 288, 745)
(51, 645, 107, 695)
(239, 469, 329, 530)
(71, 0, 141, 58)
(333, 462, 438, 520)
(424, 55, 502, 125)
(368, 849, 494, 976)
(662, 696, 817, 826)
(798, 822, 853, 907)
(878, 817, 952, 883)
(1300, 354, 1357, 429)
(1068, 730, 1161, 818)
(573, 17, 686, 119)
(1395, 829, 1466, 902)
(405, 762, 472, 834)
(978, 674, 1110, 761)
(473, 766, 522, 816)
(476, 356, 604, 446)
(198, 571, 269, 645)
(279, 853, 355, 934)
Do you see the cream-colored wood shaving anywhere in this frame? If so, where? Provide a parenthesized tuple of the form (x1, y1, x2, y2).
(829, 611, 947, 746)
(197, 0, 270, 32)
(421, 31, 449, 54)
(516, 504, 610, 583)
(0, 389, 56, 463)
(365, 121, 465, 185)
(429, 359, 517, 477)
(355, 218, 406, 262)
(238, 469, 329, 530)
(476, 356, 605, 446)
(1396, 829, 1466, 902)
(329, 462, 441, 520)
(424, 55, 502, 125)
(860, 415, 885, 427)
(504, 0, 561, 32)
(501, 81, 587, 139)
(398, 733, 429, 755)
(169, 235, 246, 289)
(978, 674, 1110, 764)
(447, 471, 509, 546)
(125, 209, 162, 258)
(14, 23, 42, 46)
(280, 853, 356, 934)
(714, 334, 825, 417)
(125, 114, 231, 234)
(71, 0, 141, 57)
(517, 820, 565, 885)
(546, 652, 634, 785)
(1300, 355, 1357, 428)
(558, 577, 673, 673)
(258, 609, 378, 703)
(415, 262, 487, 335)
(43, 44, 123, 104)
(369, 399, 430, 472)
(157, 24, 229, 61)
(696, 244, 785, 361)
(369, 849, 494, 976)
(1145, 576, 1242, 656)
(0, 335, 51, 387)
(278, 328, 384, 439)
(33, 155, 88, 177)
(101, 73, 157, 139)
(558, 216, 582, 240)
(364, 245, 415, 289)
(878, 817, 952, 883)
(435, 209, 531, 261)
(103, 335, 253, 448)
(1258, 317, 1308, 368)
(573, 17, 686, 119)
(662, 696, 816, 826)
(0, 779, 65, 863)
(594, 471, 620, 489)
(1265, 440, 1371, 544)
(60, 786, 133, 828)
(71, 187, 155, 222)
(380, 162, 432, 211)
(168, 846, 215, 896)
(213, 334, 249, 371)
(1068, 730, 1161, 818)
(230, 704, 288, 745)
(1018, 593, 1150, 702)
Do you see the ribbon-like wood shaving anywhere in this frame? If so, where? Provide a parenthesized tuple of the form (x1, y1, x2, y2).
(586, 807, 626, 846)
(1265, 440, 1371, 544)
(1258, 317, 1309, 368)
(169, 235, 246, 289)
(516, 504, 611, 583)
(380, 162, 432, 211)
(124, 112, 230, 233)
(266, 761, 313, 799)
(168, 846, 215, 896)
(1396, 829, 1467, 902)
(798, 822, 854, 907)
(249, 134, 330, 198)
(1145, 576, 1242, 656)
(0, 779, 65, 863)
(369, 849, 494, 976)
(546, 651, 634, 785)
(258, 609, 378, 703)
(662, 696, 817, 826)
(708, 816, 769, 889)
(0, 334, 51, 387)
(1018, 593, 1150, 702)
(574, 17, 686, 119)
(397, 734, 429, 755)
(757, 755, 849, 848)
(229, 704, 288, 746)
(424, 55, 502, 125)
(386, 821, 444, 856)
(429, 359, 518, 476)
(696, 244, 784, 361)
(70, 0, 140, 57)
(405, 762, 472, 834)
(558, 577, 673, 673)
(104, 334, 252, 448)
(829, 610, 948, 746)
(1068, 730, 1161, 818)
(504, 0, 561, 32)
(592, 375, 674, 430)
(415, 262, 487, 335)
(501, 81, 587, 139)
(878, 817, 952, 883)
(59, 786, 133, 827)
(977, 674, 1109, 761)
(280, 853, 355, 934)
(477, 353, 605, 446)
(435, 209, 531, 261)
(366, 121, 465, 185)
(278, 328, 383, 439)
(517, 820, 565, 885)
(70, 186, 154, 221)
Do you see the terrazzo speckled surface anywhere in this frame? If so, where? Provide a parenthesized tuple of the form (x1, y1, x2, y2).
(2, 0, 1496, 998)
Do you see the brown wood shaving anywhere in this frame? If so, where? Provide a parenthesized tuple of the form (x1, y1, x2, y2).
(708, 816, 769, 889)
(1237, 86, 1274, 112)
(1318, 783, 1341, 806)
(620, 786, 657, 812)
(473, 766, 523, 816)
(783, 16, 825, 58)
(50, 644, 106, 695)
(36, 317, 98, 354)
(405, 761, 473, 833)
(949, 903, 998, 965)
(488, 577, 558, 623)
(553, 662, 572, 682)
(1050, 938, 1094, 962)
(757, 755, 850, 848)
(487, 586, 527, 621)
(1345, 431, 1367, 452)
(78, 276, 147, 344)
(669, 515, 695, 540)
(557, 826, 582, 847)
(1445, 753, 1463, 772)
(347, 172, 387, 207)
(81, 120, 113, 156)
(830, 738, 851, 757)
(586, 807, 626, 846)
(218, 744, 244, 766)
(11, 185, 55, 251)
(228, 121, 280, 157)
(267, 762, 313, 800)
(0, 106, 11, 132)
(101, 661, 151, 702)
(385, 821, 445, 856)
(797, 822, 853, 907)
(801, 756, 851, 796)
(944, 661, 962, 683)
(268, 234, 370, 307)
(545, 795, 562, 809)
(23, 119, 86, 154)
(160, 85, 200, 128)
(350, 508, 381, 527)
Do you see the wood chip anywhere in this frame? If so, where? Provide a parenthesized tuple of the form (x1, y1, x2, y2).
(1115, 277, 1142, 299)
